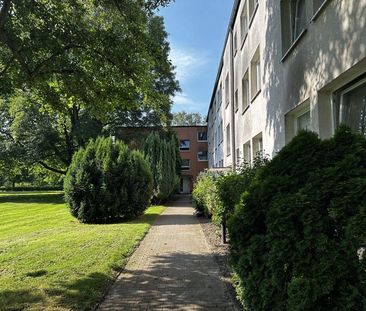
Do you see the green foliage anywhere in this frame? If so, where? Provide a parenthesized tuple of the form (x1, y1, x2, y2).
(143, 131, 180, 202)
(64, 137, 153, 223)
(193, 155, 268, 223)
(0, 1, 179, 175)
(192, 171, 222, 221)
(228, 127, 366, 310)
(172, 111, 206, 126)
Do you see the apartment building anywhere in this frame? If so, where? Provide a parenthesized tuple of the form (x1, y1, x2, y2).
(174, 126, 208, 193)
(207, 0, 366, 169)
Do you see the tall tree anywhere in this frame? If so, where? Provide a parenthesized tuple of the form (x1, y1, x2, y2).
(0, 0, 179, 174)
(143, 131, 180, 202)
(172, 111, 206, 126)
(0, 0, 178, 118)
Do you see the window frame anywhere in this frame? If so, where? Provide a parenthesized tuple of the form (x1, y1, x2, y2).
(240, 0, 249, 45)
(225, 74, 230, 108)
(197, 131, 208, 142)
(226, 123, 231, 156)
(334, 77, 366, 136)
(234, 88, 239, 112)
(248, 0, 259, 28)
(179, 139, 190, 151)
(181, 159, 190, 171)
(197, 150, 208, 162)
(242, 69, 250, 113)
(280, 0, 308, 61)
(243, 141, 252, 165)
(250, 46, 261, 101)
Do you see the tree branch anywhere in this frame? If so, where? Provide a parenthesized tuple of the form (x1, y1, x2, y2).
(38, 161, 67, 175)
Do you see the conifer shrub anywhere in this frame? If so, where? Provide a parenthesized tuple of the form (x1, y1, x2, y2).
(228, 127, 366, 310)
(64, 137, 152, 223)
(143, 131, 180, 202)
(216, 154, 269, 224)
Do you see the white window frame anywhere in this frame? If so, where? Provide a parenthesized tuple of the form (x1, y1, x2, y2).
(250, 46, 261, 101)
(242, 69, 250, 112)
(240, 0, 248, 44)
(197, 151, 208, 162)
(197, 131, 208, 142)
(225, 74, 230, 107)
(226, 124, 231, 156)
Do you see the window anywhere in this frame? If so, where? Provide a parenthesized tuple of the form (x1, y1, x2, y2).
(240, 1, 248, 43)
(334, 78, 366, 137)
(181, 159, 190, 171)
(219, 82, 223, 104)
(233, 31, 238, 55)
(214, 129, 218, 148)
(236, 148, 240, 164)
(285, 100, 311, 143)
(297, 111, 311, 131)
(234, 89, 239, 112)
(219, 160, 224, 167)
(198, 150, 208, 161)
(180, 139, 190, 151)
(249, 0, 259, 22)
(243, 141, 251, 164)
(252, 133, 263, 158)
(242, 70, 249, 112)
(281, 0, 307, 53)
(250, 47, 261, 100)
(225, 74, 230, 107)
(218, 120, 223, 143)
(226, 124, 231, 155)
(198, 131, 207, 142)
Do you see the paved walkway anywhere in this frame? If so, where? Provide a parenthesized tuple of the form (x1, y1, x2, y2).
(98, 195, 236, 311)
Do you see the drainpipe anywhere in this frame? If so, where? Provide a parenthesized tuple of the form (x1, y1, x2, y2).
(229, 27, 236, 171)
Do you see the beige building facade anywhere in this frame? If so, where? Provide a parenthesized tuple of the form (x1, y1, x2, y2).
(207, 0, 366, 169)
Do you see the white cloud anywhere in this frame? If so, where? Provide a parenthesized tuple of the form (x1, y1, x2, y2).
(169, 45, 206, 82)
(172, 93, 206, 115)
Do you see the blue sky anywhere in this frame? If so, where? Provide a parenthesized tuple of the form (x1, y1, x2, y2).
(158, 0, 234, 118)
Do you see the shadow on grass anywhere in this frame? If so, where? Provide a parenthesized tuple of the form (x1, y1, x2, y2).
(0, 289, 44, 311)
(0, 193, 64, 204)
(46, 272, 113, 311)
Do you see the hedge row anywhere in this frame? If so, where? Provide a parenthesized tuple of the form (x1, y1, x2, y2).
(0, 186, 62, 191)
(64, 137, 152, 224)
(194, 127, 366, 310)
(192, 155, 267, 224)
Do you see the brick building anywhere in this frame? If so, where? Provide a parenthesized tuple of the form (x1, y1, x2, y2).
(173, 126, 208, 194)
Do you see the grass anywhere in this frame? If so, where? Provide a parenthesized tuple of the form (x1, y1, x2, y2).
(0, 192, 165, 310)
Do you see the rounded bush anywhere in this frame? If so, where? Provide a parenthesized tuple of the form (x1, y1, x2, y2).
(229, 127, 366, 310)
(64, 137, 152, 223)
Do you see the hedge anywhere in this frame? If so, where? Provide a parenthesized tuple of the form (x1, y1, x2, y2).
(228, 127, 366, 310)
(192, 171, 221, 220)
(64, 137, 153, 223)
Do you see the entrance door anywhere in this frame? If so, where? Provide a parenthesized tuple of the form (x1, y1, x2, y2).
(180, 176, 191, 194)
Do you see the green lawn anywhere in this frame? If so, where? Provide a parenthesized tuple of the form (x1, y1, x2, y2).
(0, 192, 164, 310)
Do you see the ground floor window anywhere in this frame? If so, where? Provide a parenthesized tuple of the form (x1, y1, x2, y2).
(334, 77, 366, 137)
(285, 99, 310, 143)
(197, 151, 208, 161)
(181, 159, 190, 171)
